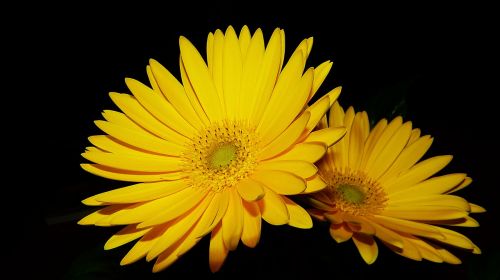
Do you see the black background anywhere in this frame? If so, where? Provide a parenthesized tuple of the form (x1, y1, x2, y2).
(10, 2, 499, 279)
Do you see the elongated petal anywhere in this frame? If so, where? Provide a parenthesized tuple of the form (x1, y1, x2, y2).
(241, 201, 261, 248)
(283, 197, 312, 229)
(222, 26, 242, 119)
(109, 92, 187, 144)
(258, 187, 289, 225)
(304, 127, 346, 147)
(384, 155, 453, 193)
(251, 170, 306, 195)
(352, 233, 378, 264)
(91, 180, 189, 204)
(125, 78, 196, 138)
(120, 224, 170, 265)
(257, 160, 318, 178)
(209, 223, 228, 272)
(82, 150, 183, 173)
(236, 178, 265, 201)
(81, 164, 184, 183)
(105, 225, 151, 250)
(259, 112, 310, 160)
(138, 190, 210, 228)
(179, 36, 223, 121)
(303, 175, 327, 193)
(222, 189, 244, 251)
(146, 193, 212, 260)
(272, 142, 327, 163)
(329, 223, 353, 243)
(149, 59, 203, 129)
(389, 173, 467, 199)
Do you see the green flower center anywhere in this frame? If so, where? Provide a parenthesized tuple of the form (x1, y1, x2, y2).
(208, 144, 238, 169)
(337, 184, 365, 204)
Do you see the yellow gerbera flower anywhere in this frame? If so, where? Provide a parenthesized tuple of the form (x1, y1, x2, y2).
(307, 102, 485, 264)
(78, 26, 345, 272)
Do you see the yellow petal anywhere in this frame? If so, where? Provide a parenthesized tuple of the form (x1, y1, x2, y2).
(101, 110, 152, 135)
(305, 94, 331, 132)
(366, 121, 412, 180)
(241, 200, 261, 248)
(240, 28, 265, 120)
(257, 160, 318, 179)
(384, 155, 453, 193)
(152, 230, 191, 272)
(307, 196, 334, 212)
(82, 150, 183, 173)
(259, 111, 310, 160)
(179, 57, 211, 125)
(109, 187, 199, 225)
(469, 203, 486, 213)
(389, 173, 467, 199)
(446, 176, 472, 194)
(435, 227, 476, 250)
(138, 190, 210, 228)
(78, 205, 127, 224)
(120, 224, 170, 265)
(408, 128, 421, 145)
(149, 59, 203, 129)
(192, 191, 228, 238)
(239, 25, 251, 58)
(258, 68, 313, 146)
(382, 206, 468, 221)
(431, 244, 462, 264)
(342, 215, 376, 235)
(146, 65, 160, 93)
(390, 194, 470, 212)
(379, 135, 433, 183)
(364, 220, 403, 249)
(209, 223, 228, 272)
(222, 26, 243, 120)
(347, 113, 367, 170)
(109, 92, 187, 144)
(371, 215, 444, 239)
(249, 28, 282, 123)
(302, 175, 327, 193)
(352, 233, 378, 264)
(146, 193, 212, 260)
(406, 236, 443, 263)
(251, 170, 306, 195)
(92, 179, 189, 204)
(222, 189, 243, 251)
(210, 30, 224, 105)
(80, 163, 184, 183)
(272, 142, 327, 163)
(104, 225, 150, 250)
(311, 61, 333, 100)
(125, 78, 196, 138)
(329, 223, 353, 243)
(304, 127, 346, 147)
(431, 216, 479, 227)
(236, 178, 265, 201)
(94, 121, 184, 156)
(258, 187, 289, 225)
(179, 36, 223, 122)
(283, 197, 313, 229)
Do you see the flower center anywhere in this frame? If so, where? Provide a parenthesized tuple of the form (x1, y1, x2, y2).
(183, 121, 259, 192)
(337, 184, 365, 204)
(321, 169, 387, 216)
(208, 143, 237, 169)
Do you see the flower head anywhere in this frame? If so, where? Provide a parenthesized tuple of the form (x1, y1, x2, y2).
(79, 26, 345, 272)
(307, 102, 484, 264)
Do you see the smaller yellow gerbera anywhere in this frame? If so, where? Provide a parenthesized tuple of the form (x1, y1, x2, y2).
(307, 102, 485, 264)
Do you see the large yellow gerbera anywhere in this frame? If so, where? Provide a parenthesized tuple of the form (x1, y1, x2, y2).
(307, 102, 485, 264)
(78, 26, 345, 272)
